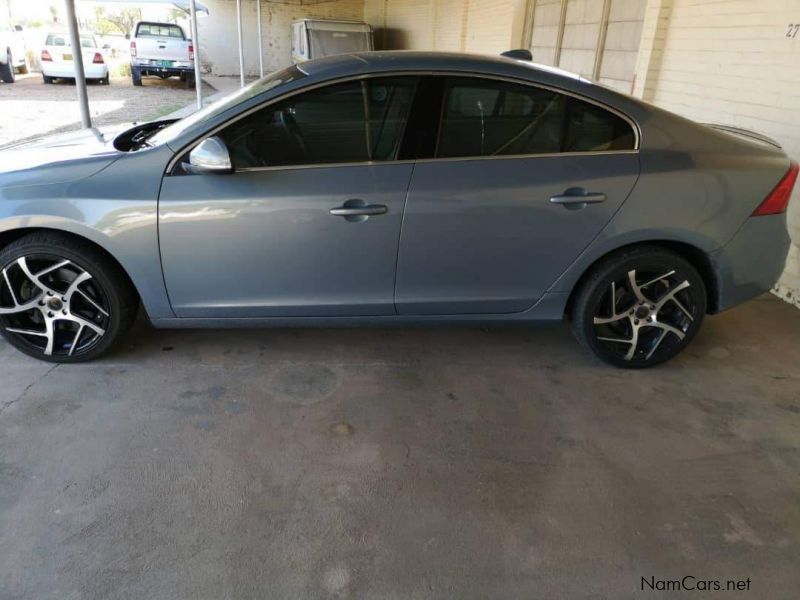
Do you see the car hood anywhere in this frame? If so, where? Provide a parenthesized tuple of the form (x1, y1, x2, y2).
(0, 125, 129, 187)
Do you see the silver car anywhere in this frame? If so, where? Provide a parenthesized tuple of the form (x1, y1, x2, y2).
(0, 52, 796, 367)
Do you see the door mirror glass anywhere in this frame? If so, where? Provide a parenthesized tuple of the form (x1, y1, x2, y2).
(187, 136, 233, 174)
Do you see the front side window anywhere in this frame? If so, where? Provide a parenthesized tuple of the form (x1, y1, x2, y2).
(436, 77, 635, 159)
(217, 77, 417, 169)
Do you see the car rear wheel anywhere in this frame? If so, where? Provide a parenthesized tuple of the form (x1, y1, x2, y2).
(0, 51, 15, 83)
(132, 68, 142, 86)
(0, 233, 139, 363)
(42, 74, 54, 84)
(571, 246, 706, 368)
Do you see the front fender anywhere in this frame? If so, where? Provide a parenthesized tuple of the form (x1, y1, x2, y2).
(0, 146, 176, 319)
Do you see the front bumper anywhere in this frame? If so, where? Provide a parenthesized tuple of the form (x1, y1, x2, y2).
(711, 213, 791, 312)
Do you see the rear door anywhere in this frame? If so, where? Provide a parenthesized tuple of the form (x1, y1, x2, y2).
(395, 76, 640, 315)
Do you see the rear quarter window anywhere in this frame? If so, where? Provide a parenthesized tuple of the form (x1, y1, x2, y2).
(136, 24, 184, 38)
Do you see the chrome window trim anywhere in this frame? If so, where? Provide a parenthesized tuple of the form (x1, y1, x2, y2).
(166, 70, 641, 175)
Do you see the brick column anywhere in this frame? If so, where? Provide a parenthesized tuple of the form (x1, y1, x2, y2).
(631, 0, 672, 101)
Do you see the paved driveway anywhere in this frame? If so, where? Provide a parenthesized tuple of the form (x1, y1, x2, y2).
(0, 72, 213, 148)
(1, 295, 799, 599)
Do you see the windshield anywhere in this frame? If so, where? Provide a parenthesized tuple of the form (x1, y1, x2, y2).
(147, 65, 306, 147)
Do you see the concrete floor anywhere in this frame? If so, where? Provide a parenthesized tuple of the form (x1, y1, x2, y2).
(1, 294, 798, 599)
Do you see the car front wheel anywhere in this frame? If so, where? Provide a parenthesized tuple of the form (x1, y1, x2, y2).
(0, 233, 138, 363)
(571, 246, 706, 368)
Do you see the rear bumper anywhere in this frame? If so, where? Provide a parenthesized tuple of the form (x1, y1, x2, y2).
(710, 213, 791, 312)
(42, 63, 108, 79)
(132, 58, 193, 77)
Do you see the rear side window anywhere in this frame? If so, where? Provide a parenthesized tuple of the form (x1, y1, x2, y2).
(136, 23, 184, 38)
(436, 77, 635, 159)
(217, 77, 417, 169)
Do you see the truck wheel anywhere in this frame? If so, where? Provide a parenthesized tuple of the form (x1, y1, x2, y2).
(132, 68, 142, 87)
(43, 74, 54, 84)
(0, 51, 15, 83)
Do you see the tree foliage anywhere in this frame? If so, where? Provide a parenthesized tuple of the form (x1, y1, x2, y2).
(93, 7, 142, 38)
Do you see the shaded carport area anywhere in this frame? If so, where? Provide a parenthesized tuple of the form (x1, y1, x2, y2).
(2, 1, 800, 599)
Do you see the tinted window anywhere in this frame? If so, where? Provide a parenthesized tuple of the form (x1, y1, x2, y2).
(436, 77, 634, 158)
(218, 77, 416, 169)
(563, 99, 635, 152)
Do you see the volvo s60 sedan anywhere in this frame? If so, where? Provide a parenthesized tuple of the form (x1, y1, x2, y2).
(0, 52, 796, 367)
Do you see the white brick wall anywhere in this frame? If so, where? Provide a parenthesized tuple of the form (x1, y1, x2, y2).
(598, 0, 647, 92)
(633, 0, 800, 308)
(365, 0, 515, 54)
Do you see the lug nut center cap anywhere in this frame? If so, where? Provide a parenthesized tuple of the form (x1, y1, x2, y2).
(634, 305, 651, 320)
(47, 298, 63, 312)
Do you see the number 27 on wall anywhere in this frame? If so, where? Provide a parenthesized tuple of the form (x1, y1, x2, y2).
(788, 24, 800, 38)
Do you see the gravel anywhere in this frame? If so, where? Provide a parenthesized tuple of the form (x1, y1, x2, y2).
(0, 72, 215, 148)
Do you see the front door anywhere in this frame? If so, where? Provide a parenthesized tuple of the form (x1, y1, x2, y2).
(395, 76, 640, 315)
(159, 76, 417, 318)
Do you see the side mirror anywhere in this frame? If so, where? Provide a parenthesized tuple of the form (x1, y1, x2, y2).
(14, 25, 23, 32)
(124, 34, 130, 40)
(103, 44, 111, 50)
(186, 136, 233, 174)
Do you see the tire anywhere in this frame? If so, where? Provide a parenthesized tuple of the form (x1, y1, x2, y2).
(571, 246, 706, 369)
(101, 74, 110, 85)
(132, 68, 142, 87)
(0, 232, 139, 363)
(0, 51, 15, 83)
(43, 74, 54, 84)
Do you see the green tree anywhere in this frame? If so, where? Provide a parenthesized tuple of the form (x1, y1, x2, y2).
(93, 7, 142, 38)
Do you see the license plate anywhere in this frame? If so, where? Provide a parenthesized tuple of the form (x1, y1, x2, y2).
(63, 53, 73, 61)
(155, 60, 173, 67)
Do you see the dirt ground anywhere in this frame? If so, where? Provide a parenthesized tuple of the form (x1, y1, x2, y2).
(0, 72, 214, 148)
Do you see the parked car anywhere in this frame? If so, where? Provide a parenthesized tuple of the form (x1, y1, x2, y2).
(129, 21, 194, 87)
(291, 19, 373, 63)
(40, 33, 109, 85)
(0, 22, 28, 83)
(0, 51, 796, 366)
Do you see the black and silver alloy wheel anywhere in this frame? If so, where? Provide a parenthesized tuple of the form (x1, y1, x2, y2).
(0, 233, 138, 363)
(0, 255, 110, 357)
(572, 246, 706, 368)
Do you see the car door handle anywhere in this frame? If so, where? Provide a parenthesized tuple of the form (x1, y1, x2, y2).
(329, 203, 388, 217)
(549, 192, 607, 205)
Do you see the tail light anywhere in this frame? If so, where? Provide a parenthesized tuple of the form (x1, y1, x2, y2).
(189, 44, 194, 60)
(41, 49, 52, 62)
(92, 52, 104, 64)
(130, 40, 136, 57)
(752, 161, 799, 216)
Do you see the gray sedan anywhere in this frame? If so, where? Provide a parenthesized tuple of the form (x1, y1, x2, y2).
(0, 51, 795, 367)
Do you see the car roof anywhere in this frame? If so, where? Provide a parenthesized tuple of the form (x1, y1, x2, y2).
(296, 50, 649, 123)
(298, 51, 586, 84)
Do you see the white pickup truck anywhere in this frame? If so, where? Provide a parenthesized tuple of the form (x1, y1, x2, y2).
(129, 21, 194, 87)
(0, 22, 27, 83)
